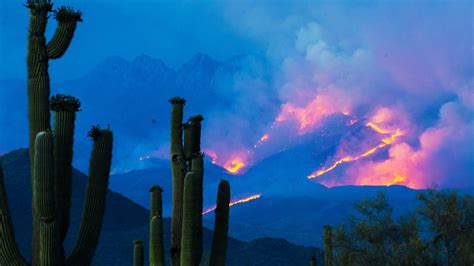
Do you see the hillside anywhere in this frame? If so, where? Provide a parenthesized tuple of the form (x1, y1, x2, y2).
(1, 148, 322, 265)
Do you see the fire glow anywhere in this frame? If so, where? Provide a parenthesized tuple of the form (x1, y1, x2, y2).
(274, 93, 351, 135)
(204, 149, 249, 175)
(224, 159, 246, 174)
(202, 194, 262, 215)
(308, 122, 403, 179)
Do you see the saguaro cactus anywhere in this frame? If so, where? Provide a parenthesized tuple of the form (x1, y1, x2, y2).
(324, 225, 333, 266)
(0, 3, 114, 265)
(26, 1, 82, 264)
(150, 186, 165, 266)
(50, 94, 80, 261)
(67, 127, 113, 266)
(310, 255, 317, 266)
(169, 97, 187, 266)
(209, 180, 231, 266)
(180, 172, 197, 266)
(0, 159, 27, 265)
(33, 132, 59, 265)
(133, 240, 144, 266)
(134, 98, 230, 266)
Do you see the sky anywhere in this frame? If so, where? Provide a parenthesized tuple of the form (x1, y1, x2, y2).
(0, 0, 473, 189)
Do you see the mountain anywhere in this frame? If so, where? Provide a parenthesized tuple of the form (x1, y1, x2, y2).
(1, 148, 323, 265)
(0, 53, 276, 173)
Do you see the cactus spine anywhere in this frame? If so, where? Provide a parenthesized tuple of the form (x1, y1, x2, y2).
(133, 240, 144, 266)
(150, 186, 165, 266)
(26, 1, 82, 264)
(209, 180, 231, 266)
(324, 225, 333, 266)
(0, 3, 114, 265)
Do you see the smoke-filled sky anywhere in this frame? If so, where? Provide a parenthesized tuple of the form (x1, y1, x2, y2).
(1, 0, 473, 189)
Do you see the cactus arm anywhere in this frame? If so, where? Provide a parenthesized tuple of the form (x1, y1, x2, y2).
(0, 159, 28, 266)
(33, 132, 60, 265)
(169, 97, 186, 266)
(180, 172, 197, 266)
(310, 255, 317, 266)
(46, 7, 82, 59)
(324, 225, 333, 266)
(66, 128, 113, 266)
(133, 240, 144, 266)
(191, 153, 204, 265)
(149, 186, 165, 266)
(50, 94, 80, 262)
(209, 180, 231, 266)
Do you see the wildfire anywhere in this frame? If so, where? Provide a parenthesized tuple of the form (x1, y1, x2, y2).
(274, 93, 351, 134)
(224, 159, 246, 174)
(253, 133, 270, 148)
(204, 150, 218, 164)
(308, 122, 403, 179)
(203, 149, 249, 174)
(202, 194, 262, 215)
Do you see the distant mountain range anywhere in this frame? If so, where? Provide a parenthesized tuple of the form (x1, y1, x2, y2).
(1, 149, 323, 265)
(0, 53, 277, 173)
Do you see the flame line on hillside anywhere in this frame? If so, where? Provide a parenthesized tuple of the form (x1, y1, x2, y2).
(202, 194, 262, 215)
(307, 123, 403, 179)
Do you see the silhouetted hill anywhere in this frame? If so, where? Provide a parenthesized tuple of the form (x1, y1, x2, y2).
(1, 148, 322, 265)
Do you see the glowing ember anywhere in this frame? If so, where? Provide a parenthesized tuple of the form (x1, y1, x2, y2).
(202, 194, 262, 215)
(254, 133, 270, 148)
(308, 122, 403, 179)
(224, 159, 246, 174)
(347, 119, 358, 126)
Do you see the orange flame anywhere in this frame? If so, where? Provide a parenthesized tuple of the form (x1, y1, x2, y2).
(224, 159, 246, 174)
(254, 134, 270, 148)
(202, 194, 262, 215)
(308, 122, 403, 179)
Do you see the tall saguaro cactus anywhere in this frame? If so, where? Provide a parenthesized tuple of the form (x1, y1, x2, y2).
(26, 1, 82, 264)
(169, 97, 187, 266)
(324, 225, 333, 266)
(0, 2, 114, 265)
(134, 98, 230, 266)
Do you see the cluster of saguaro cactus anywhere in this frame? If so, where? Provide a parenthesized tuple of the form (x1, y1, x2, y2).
(133, 98, 231, 266)
(169, 98, 231, 266)
(323, 225, 333, 266)
(0, 1, 114, 265)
